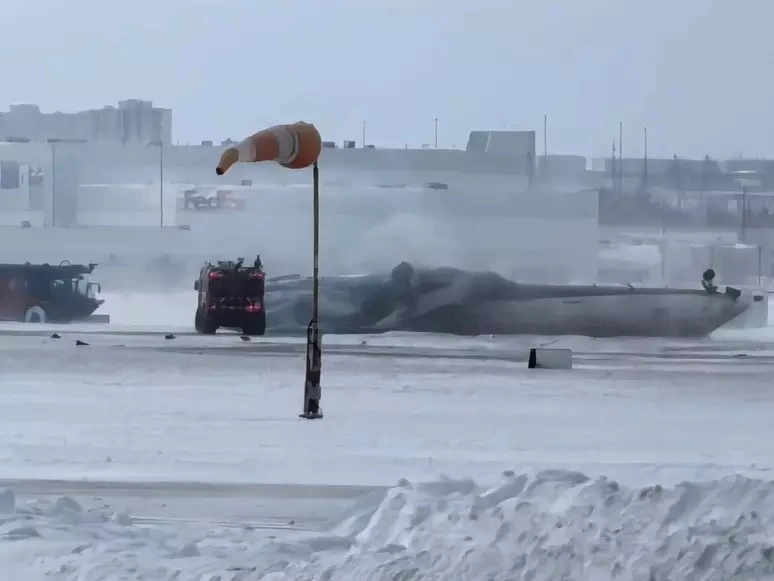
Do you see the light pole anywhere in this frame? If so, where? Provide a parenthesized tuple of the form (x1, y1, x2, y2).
(148, 140, 164, 227)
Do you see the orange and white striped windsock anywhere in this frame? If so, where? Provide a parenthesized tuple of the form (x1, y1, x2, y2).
(216, 121, 322, 175)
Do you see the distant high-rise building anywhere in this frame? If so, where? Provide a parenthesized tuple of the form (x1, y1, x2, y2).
(0, 100, 172, 144)
(116, 99, 172, 144)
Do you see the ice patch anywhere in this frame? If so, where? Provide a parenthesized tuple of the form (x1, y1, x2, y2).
(4, 469, 774, 579)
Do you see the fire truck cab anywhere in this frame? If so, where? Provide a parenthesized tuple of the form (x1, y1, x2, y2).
(194, 256, 266, 335)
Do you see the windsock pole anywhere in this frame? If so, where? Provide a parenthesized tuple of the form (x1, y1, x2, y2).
(214, 121, 324, 419)
(302, 160, 322, 419)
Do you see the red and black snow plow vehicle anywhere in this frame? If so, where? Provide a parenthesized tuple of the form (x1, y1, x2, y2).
(194, 256, 266, 335)
(0, 261, 107, 323)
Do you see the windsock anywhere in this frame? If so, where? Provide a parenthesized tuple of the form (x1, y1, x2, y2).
(216, 121, 322, 175)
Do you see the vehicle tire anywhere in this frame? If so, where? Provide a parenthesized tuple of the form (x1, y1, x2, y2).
(242, 312, 266, 336)
(194, 308, 218, 334)
(24, 305, 48, 323)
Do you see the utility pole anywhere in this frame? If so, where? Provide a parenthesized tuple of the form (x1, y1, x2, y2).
(543, 114, 548, 156)
(434, 118, 438, 149)
(362, 121, 367, 148)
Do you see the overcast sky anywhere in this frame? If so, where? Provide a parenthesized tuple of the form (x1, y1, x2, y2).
(1, 0, 771, 159)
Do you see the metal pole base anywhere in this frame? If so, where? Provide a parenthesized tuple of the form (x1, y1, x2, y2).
(299, 319, 323, 419)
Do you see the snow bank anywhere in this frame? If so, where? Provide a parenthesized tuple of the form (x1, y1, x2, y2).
(6, 469, 774, 580)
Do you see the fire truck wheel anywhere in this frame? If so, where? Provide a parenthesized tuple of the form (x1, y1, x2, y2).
(194, 308, 217, 334)
(24, 305, 48, 323)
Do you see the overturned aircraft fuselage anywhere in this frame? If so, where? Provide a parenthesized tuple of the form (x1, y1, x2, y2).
(264, 263, 748, 338)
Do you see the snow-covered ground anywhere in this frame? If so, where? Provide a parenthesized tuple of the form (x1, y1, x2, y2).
(2, 291, 774, 579)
